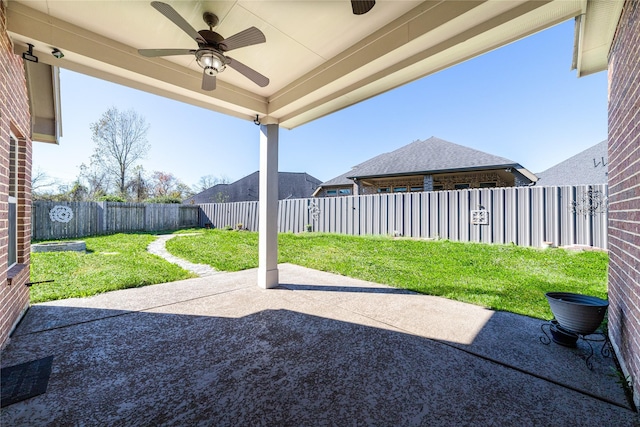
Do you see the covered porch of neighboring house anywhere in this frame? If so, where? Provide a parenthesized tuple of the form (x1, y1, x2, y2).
(358, 169, 520, 193)
(318, 168, 531, 197)
(2, 0, 640, 412)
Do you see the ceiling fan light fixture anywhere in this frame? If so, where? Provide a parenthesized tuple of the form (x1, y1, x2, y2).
(140, 2, 268, 90)
(196, 49, 225, 74)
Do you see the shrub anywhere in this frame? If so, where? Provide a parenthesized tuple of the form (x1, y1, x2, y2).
(97, 195, 126, 202)
(145, 196, 182, 204)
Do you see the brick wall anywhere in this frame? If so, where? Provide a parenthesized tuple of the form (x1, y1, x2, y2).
(0, 2, 32, 349)
(607, 0, 640, 407)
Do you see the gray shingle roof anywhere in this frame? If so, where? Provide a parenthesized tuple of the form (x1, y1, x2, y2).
(536, 140, 607, 186)
(321, 136, 521, 185)
(320, 170, 355, 186)
(186, 172, 322, 203)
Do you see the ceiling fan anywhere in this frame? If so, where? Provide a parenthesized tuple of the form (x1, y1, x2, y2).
(138, 1, 269, 91)
(352, 1, 375, 15)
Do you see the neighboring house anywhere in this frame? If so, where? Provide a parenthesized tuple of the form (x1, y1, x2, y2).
(314, 136, 537, 197)
(535, 140, 607, 186)
(185, 171, 322, 204)
(1, 4, 62, 349)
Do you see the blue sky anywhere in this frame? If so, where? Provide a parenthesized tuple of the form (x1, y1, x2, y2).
(33, 19, 607, 190)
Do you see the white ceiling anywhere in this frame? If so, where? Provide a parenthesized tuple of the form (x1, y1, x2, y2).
(7, 0, 616, 129)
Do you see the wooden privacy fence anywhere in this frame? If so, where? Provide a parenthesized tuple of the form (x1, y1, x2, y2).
(32, 201, 200, 240)
(199, 185, 608, 249)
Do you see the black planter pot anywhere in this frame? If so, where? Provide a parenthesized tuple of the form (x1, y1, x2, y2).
(545, 292, 608, 335)
(549, 320, 578, 347)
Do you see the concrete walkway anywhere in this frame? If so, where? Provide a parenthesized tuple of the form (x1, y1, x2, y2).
(1, 264, 637, 426)
(147, 234, 218, 277)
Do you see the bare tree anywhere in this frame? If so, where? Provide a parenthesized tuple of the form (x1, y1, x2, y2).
(194, 174, 230, 192)
(90, 107, 150, 198)
(78, 163, 110, 200)
(31, 168, 59, 199)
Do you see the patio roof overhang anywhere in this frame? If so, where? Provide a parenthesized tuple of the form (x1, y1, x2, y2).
(7, 0, 600, 130)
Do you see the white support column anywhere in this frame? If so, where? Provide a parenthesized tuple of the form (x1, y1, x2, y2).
(258, 123, 279, 289)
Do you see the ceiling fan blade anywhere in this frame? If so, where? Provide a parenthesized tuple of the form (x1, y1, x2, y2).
(151, 1, 206, 44)
(202, 70, 216, 91)
(220, 27, 266, 52)
(227, 57, 269, 87)
(351, 0, 375, 15)
(138, 48, 195, 57)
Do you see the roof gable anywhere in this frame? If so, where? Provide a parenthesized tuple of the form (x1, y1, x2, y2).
(346, 137, 518, 179)
(320, 136, 523, 186)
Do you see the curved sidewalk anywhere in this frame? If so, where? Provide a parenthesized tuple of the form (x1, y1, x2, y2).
(147, 234, 218, 277)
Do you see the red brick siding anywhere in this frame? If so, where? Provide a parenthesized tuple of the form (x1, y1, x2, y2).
(0, 2, 32, 349)
(608, 0, 640, 406)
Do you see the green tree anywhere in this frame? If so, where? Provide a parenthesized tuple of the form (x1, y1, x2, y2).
(68, 180, 88, 201)
(126, 165, 149, 202)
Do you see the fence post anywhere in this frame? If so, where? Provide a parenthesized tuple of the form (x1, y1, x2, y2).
(97, 201, 106, 235)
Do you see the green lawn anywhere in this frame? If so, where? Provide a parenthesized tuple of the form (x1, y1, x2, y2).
(166, 230, 608, 320)
(29, 233, 195, 303)
(30, 230, 608, 321)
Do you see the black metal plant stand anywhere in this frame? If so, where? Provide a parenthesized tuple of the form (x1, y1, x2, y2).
(540, 320, 612, 370)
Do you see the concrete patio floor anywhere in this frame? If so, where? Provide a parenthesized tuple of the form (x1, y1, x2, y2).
(1, 263, 637, 426)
